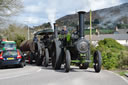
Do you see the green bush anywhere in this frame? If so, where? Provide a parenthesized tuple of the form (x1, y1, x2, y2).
(96, 38, 125, 70)
(14, 34, 25, 48)
(118, 51, 128, 69)
(89, 45, 96, 68)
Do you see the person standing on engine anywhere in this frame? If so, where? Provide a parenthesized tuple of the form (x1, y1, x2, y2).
(61, 26, 68, 35)
(33, 35, 38, 43)
(61, 26, 71, 45)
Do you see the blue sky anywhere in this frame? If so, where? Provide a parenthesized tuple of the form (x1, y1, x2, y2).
(14, 0, 128, 27)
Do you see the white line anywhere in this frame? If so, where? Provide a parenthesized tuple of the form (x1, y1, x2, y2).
(105, 70, 128, 84)
(37, 69, 42, 72)
(121, 76, 128, 84)
(0, 68, 42, 80)
(0, 73, 31, 80)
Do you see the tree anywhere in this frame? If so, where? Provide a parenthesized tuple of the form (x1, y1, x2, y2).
(0, 0, 23, 26)
(94, 19, 100, 24)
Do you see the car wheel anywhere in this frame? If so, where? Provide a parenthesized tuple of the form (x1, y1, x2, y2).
(0, 66, 3, 69)
(19, 62, 24, 68)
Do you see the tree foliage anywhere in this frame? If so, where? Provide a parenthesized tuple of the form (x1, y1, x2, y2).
(0, 24, 27, 48)
(14, 34, 25, 48)
(0, 0, 23, 25)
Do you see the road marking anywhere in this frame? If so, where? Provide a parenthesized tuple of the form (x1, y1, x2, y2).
(121, 76, 128, 84)
(105, 70, 128, 84)
(0, 67, 42, 80)
(0, 73, 31, 80)
(37, 69, 42, 72)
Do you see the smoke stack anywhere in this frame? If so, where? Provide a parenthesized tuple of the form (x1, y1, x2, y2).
(54, 23, 58, 38)
(78, 11, 85, 37)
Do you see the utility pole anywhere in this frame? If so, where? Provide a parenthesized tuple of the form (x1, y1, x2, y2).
(90, 10, 92, 44)
(27, 25, 30, 40)
(25, 21, 30, 40)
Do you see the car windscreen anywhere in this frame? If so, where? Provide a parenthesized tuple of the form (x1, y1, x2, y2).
(3, 50, 17, 56)
(4, 43, 16, 48)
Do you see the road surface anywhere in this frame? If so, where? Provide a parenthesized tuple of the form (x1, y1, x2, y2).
(0, 65, 127, 85)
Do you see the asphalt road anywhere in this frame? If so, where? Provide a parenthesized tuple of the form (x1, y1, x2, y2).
(0, 65, 128, 85)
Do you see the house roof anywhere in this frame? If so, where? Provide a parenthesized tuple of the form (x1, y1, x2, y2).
(85, 34, 128, 41)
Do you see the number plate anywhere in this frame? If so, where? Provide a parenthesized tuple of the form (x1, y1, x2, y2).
(7, 57, 14, 60)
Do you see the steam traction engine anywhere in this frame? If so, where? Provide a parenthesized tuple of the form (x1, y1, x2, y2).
(53, 11, 102, 72)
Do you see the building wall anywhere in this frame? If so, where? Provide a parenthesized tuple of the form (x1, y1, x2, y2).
(116, 40, 128, 46)
(92, 40, 128, 46)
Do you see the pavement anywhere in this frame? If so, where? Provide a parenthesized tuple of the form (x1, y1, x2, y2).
(125, 73, 128, 77)
(0, 64, 128, 85)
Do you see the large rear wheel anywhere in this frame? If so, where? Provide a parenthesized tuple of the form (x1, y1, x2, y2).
(93, 50, 102, 73)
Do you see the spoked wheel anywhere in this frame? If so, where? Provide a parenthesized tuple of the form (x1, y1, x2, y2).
(64, 50, 71, 72)
(29, 52, 34, 64)
(35, 56, 42, 66)
(36, 51, 43, 66)
(43, 48, 49, 67)
(93, 50, 102, 73)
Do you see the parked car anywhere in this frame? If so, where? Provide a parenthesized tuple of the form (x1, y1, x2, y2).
(0, 49, 26, 68)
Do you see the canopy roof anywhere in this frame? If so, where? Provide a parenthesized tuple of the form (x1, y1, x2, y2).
(35, 29, 54, 35)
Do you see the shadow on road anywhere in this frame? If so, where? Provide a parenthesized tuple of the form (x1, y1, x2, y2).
(0, 66, 22, 70)
(41, 65, 96, 73)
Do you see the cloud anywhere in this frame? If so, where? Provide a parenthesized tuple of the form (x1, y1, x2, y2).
(86, 0, 120, 11)
(14, 0, 128, 26)
(25, 5, 42, 13)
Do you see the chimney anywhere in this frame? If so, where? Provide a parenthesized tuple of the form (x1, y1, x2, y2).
(54, 23, 58, 38)
(78, 11, 85, 38)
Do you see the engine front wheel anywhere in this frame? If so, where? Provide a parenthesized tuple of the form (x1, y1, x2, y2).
(93, 50, 102, 73)
(64, 50, 71, 72)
